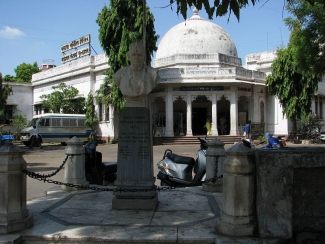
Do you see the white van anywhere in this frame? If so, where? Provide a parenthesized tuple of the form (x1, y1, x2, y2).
(20, 113, 92, 146)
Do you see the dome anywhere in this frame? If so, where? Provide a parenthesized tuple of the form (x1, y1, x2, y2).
(156, 9, 238, 60)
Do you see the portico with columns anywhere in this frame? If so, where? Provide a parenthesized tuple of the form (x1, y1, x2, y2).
(150, 79, 265, 137)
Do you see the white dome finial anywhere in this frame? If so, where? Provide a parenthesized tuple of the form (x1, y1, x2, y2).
(193, 7, 199, 15)
(189, 6, 203, 21)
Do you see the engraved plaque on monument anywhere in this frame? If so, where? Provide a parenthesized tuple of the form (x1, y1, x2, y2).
(112, 107, 157, 210)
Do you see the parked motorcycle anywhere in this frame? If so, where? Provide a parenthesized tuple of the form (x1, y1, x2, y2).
(261, 136, 286, 149)
(242, 136, 285, 150)
(84, 141, 117, 185)
(156, 137, 209, 186)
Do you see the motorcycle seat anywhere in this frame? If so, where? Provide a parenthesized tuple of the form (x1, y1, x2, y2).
(100, 162, 117, 175)
(166, 152, 195, 165)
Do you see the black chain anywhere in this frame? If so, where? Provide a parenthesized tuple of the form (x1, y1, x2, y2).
(23, 175, 223, 192)
(22, 156, 223, 192)
(22, 155, 68, 181)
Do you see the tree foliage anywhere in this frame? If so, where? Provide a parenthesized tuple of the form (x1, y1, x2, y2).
(10, 114, 28, 134)
(96, 0, 159, 111)
(168, 0, 324, 21)
(0, 73, 13, 118)
(265, 47, 321, 131)
(40, 83, 85, 114)
(284, 0, 325, 75)
(3, 75, 16, 82)
(14, 62, 39, 83)
(85, 92, 99, 131)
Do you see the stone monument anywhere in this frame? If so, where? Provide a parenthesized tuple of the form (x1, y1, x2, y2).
(112, 41, 160, 210)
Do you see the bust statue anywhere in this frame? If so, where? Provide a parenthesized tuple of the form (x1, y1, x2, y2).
(113, 41, 160, 97)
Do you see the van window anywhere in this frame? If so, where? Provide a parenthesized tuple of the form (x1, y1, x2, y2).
(52, 118, 61, 127)
(39, 118, 50, 126)
(78, 119, 85, 127)
(69, 119, 77, 127)
(62, 118, 77, 127)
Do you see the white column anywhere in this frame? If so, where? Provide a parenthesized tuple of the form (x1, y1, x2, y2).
(165, 86, 174, 137)
(109, 104, 114, 136)
(211, 93, 218, 136)
(230, 91, 239, 136)
(186, 93, 193, 136)
(252, 86, 259, 123)
(89, 70, 96, 94)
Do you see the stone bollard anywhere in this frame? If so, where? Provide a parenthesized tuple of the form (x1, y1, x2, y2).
(215, 142, 256, 236)
(202, 138, 226, 192)
(0, 143, 33, 234)
(61, 137, 89, 191)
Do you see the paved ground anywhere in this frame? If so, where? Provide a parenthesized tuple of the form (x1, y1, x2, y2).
(2, 140, 324, 243)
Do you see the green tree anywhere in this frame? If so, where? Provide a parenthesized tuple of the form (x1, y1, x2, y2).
(284, 0, 325, 75)
(3, 75, 16, 82)
(265, 47, 321, 131)
(40, 83, 85, 114)
(14, 62, 39, 83)
(85, 92, 99, 141)
(0, 73, 13, 120)
(10, 114, 28, 136)
(96, 0, 159, 111)
(168, 0, 324, 21)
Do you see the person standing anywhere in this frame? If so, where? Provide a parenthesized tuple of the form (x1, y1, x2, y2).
(244, 120, 251, 139)
(204, 116, 212, 136)
(30, 126, 42, 148)
(220, 115, 227, 135)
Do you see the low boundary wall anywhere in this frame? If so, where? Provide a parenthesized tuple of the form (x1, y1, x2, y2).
(255, 147, 325, 239)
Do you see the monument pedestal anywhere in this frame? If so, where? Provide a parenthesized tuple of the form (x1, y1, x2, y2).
(112, 195, 158, 210)
(112, 107, 157, 210)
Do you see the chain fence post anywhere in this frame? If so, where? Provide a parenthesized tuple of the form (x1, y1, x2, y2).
(61, 136, 89, 191)
(215, 142, 256, 236)
(0, 142, 33, 234)
(202, 138, 226, 192)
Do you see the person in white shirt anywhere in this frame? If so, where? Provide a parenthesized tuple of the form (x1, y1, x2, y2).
(30, 126, 42, 148)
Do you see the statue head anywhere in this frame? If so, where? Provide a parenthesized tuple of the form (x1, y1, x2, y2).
(128, 41, 145, 70)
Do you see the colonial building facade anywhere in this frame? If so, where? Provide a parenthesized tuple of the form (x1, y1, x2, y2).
(4, 10, 325, 140)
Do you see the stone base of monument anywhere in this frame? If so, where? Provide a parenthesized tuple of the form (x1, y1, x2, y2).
(202, 181, 223, 192)
(112, 183, 158, 210)
(112, 194, 158, 210)
(112, 107, 158, 210)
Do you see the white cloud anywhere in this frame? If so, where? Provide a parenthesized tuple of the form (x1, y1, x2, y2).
(0, 26, 25, 38)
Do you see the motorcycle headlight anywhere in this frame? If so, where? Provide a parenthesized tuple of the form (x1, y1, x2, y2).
(157, 161, 169, 173)
(157, 161, 177, 177)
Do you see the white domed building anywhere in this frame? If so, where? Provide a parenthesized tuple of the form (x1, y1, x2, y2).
(149, 9, 273, 138)
(25, 9, 325, 142)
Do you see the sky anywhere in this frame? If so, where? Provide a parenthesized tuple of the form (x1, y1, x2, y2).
(0, 0, 292, 77)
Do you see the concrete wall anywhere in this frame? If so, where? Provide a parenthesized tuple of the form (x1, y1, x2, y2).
(2, 82, 33, 135)
(255, 147, 325, 239)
